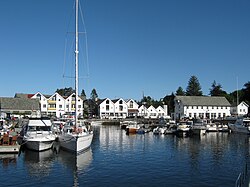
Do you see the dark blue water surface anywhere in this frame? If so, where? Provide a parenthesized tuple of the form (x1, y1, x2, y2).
(1, 125, 249, 187)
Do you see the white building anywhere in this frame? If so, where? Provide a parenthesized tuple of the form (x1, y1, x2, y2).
(31, 92, 49, 116)
(98, 98, 168, 119)
(64, 93, 84, 118)
(138, 105, 148, 118)
(174, 96, 231, 120)
(231, 101, 249, 116)
(98, 98, 115, 119)
(126, 99, 139, 117)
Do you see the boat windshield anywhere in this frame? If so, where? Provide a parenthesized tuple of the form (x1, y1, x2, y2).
(28, 126, 51, 131)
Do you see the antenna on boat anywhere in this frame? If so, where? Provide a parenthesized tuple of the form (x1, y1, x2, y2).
(75, 0, 79, 124)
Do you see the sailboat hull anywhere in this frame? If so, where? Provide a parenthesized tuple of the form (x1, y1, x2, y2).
(59, 133, 93, 154)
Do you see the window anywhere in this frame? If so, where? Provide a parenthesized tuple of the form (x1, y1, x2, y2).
(59, 105, 62, 108)
(43, 104, 46, 108)
(119, 100, 123, 104)
(106, 105, 109, 111)
(78, 105, 81, 108)
(106, 100, 109, 104)
(66, 105, 69, 108)
(119, 106, 123, 111)
(129, 101, 133, 108)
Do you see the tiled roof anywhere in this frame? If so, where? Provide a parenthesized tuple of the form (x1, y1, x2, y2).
(175, 96, 231, 106)
(0, 97, 40, 110)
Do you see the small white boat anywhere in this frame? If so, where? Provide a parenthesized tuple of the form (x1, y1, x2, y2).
(228, 118, 250, 134)
(206, 123, 218, 132)
(21, 118, 56, 151)
(176, 121, 191, 137)
(191, 119, 206, 135)
(217, 124, 230, 132)
(126, 122, 140, 134)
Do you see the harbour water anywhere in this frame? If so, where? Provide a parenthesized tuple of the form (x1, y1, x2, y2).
(1, 124, 249, 187)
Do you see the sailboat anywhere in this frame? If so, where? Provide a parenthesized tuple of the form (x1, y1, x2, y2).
(58, 0, 93, 154)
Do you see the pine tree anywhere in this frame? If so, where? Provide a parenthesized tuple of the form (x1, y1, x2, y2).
(186, 75, 203, 96)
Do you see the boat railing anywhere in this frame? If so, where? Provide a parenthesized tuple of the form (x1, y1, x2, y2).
(235, 163, 248, 187)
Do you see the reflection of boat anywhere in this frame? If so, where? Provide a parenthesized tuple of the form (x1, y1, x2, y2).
(21, 118, 56, 151)
(57, 148, 92, 172)
(228, 118, 250, 134)
(0, 154, 18, 168)
(24, 149, 55, 177)
(57, 148, 93, 186)
(58, 0, 93, 154)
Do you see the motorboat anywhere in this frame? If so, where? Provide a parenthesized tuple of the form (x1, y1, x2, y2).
(217, 124, 230, 132)
(228, 118, 250, 134)
(126, 122, 141, 134)
(21, 118, 56, 151)
(175, 121, 191, 137)
(206, 122, 218, 132)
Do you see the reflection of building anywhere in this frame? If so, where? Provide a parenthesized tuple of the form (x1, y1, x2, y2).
(230, 101, 249, 116)
(174, 96, 231, 120)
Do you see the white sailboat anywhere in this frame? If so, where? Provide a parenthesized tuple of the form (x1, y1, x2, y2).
(58, 0, 93, 154)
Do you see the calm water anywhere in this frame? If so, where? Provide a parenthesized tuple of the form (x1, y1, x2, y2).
(1, 125, 250, 187)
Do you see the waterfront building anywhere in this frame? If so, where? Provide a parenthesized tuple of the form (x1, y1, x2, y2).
(0, 97, 40, 118)
(98, 98, 115, 119)
(30, 92, 49, 116)
(230, 101, 249, 116)
(112, 98, 128, 119)
(138, 105, 148, 118)
(64, 93, 84, 118)
(174, 96, 231, 120)
(126, 99, 139, 117)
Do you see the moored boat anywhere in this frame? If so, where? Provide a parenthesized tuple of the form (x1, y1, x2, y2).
(58, 120, 93, 153)
(126, 122, 141, 134)
(228, 117, 250, 134)
(20, 118, 56, 151)
(175, 121, 191, 137)
(191, 119, 206, 136)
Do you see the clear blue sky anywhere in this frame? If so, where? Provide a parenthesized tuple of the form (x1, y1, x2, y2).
(1, 0, 250, 101)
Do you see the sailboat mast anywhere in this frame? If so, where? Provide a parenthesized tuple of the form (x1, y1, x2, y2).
(75, 0, 79, 123)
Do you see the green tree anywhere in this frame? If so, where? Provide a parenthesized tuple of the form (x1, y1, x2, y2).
(162, 92, 175, 114)
(209, 81, 227, 96)
(242, 81, 250, 105)
(90, 89, 98, 101)
(186, 75, 203, 96)
(56, 87, 74, 97)
(80, 89, 86, 97)
(176, 87, 185, 96)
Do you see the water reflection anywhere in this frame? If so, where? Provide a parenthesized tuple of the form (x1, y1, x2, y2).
(24, 149, 55, 178)
(56, 148, 93, 187)
(0, 154, 18, 169)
